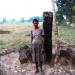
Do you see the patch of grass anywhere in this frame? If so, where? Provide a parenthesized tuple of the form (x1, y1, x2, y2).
(58, 25, 75, 45)
(0, 24, 75, 53)
(0, 24, 32, 51)
(0, 40, 6, 45)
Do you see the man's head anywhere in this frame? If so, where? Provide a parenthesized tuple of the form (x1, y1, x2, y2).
(33, 19, 39, 28)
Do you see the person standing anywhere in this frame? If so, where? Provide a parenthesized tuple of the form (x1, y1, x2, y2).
(31, 19, 44, 73)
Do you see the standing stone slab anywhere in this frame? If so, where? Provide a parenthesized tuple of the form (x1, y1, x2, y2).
(43, 12, 53, 63)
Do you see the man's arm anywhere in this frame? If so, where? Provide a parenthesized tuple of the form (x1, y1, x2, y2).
(31, 31, 33, 44)
(41, 29, 45, 53)
(31, 36, 33, 44)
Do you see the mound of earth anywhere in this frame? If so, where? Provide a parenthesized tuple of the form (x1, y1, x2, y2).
(0, 30, 11, 34)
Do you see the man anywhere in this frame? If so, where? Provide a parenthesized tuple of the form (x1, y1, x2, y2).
(31, 19, 44, 73)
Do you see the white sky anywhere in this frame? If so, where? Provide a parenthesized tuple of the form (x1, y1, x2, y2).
(0, 0, 53, 20)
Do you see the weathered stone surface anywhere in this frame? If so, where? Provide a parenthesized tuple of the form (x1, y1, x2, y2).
(55, 47, 75, 67)
(19, 45, 32, 64)
(43, 12, 53, 62)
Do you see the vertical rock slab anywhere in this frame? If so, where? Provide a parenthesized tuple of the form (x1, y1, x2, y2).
(43, 12, 53, 63)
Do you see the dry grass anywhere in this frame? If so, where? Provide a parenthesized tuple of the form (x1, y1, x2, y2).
(0, 24, 31, 50)
(0, 24, 75, 53)
(0, 24, 43, 52)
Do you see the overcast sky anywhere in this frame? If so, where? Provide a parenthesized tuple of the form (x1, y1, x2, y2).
(0, 0, 53, 20)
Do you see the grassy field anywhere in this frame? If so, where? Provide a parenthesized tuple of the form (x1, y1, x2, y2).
(0, 24, 75, 53)
(0, 24, 43, 52)
(58, 25, 75, 46)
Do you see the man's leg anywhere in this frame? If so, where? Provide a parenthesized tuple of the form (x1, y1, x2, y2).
(39, 61, 43, 72)
(35, 62, 39, 73)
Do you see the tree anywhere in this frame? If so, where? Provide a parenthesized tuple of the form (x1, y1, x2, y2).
(51, 0, 59, 55)
(3, 18, 6, 23)
(20, 17, 25, 23)
(56, 11, 64, 23)
(29, 17, 34, 22)
(56, 0, 75, 23)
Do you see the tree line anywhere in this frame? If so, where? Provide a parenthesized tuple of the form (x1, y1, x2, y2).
(0, 16, 43, 24)
(56, 0, 75, 25)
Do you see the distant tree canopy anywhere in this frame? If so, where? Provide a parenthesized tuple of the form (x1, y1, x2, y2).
(0, 18, 6, 24)
(20, 17, 25, 23)
(56, 0, 75, 24)
(0, 16, 43, 24)
(28, 16, 43, 22)
(3, 18, 6, 23)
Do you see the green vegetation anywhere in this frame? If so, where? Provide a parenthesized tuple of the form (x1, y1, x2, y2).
(58, 25, 75, 45)
(56, 0, 75, 24)
(0, 24, 75, 53)
(0, 40, 6, 45)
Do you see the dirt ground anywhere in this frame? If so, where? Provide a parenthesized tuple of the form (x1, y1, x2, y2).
(0, 51, 75, 75)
